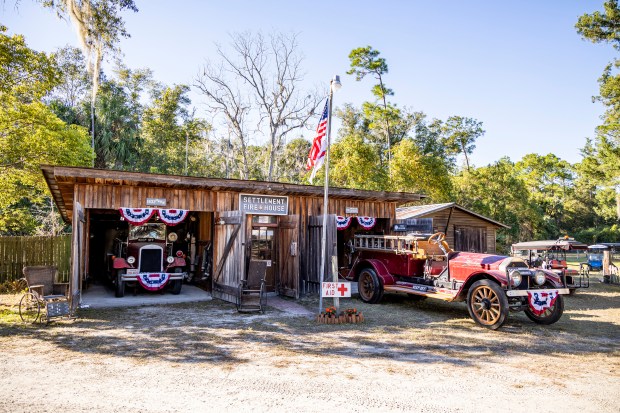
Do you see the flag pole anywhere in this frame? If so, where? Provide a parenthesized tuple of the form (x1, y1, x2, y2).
(319, 75, 341, 314)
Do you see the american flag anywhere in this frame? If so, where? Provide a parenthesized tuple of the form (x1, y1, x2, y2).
(306, 99, 330, 181)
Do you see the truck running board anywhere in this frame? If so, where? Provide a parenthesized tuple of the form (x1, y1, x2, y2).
(384, 281, 458, 301)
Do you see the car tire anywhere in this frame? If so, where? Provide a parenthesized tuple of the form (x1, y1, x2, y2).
(170, 268, 183, 295)
(357, 268, 383, 304)
(524, 293, 564, 325)
(170, 279, 182, 295)
(115, 269, 125, 298)
(466, 279, 509, 330)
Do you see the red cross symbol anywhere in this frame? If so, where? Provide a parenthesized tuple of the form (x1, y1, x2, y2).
(337, 283, 348, 296)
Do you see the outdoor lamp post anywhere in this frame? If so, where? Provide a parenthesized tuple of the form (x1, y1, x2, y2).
(319, 75, 341, 314)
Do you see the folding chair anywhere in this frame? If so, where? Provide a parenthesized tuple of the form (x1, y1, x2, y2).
(237, 260, 267, 313)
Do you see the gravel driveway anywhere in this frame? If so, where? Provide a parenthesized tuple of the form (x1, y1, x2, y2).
(1, 279, 618, 412)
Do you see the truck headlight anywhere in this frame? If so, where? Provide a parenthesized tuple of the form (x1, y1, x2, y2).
(534, 270, 546, 286)
(127, 256, 135, 264)
(167, 256, 175, 264)
(510, 270, 522, 287)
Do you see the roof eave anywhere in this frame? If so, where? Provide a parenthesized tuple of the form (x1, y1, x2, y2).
(41, 165, 425, 222)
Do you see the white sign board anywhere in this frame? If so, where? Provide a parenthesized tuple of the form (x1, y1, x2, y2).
(146, 198, 167, 207)
(239, 193, 289, 215)
(321, 282, 352, 298)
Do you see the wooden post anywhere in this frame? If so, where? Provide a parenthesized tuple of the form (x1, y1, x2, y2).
(603, 251, 611, 276)
(603, 250, 619, 284)
(331, 255, 339, 312)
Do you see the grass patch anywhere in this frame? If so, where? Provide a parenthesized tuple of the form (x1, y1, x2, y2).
(0, 307, 22, 324)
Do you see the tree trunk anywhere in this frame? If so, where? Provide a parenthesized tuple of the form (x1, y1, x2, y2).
(379, 75, 391, 170)
(461, 141, 470, 171)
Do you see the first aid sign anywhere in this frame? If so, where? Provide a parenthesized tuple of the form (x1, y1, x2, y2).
(321, 282, 351, 298)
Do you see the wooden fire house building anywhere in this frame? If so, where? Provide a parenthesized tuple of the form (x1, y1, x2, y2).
(42, 165, 423, 307)
(396, 203, 509, 254)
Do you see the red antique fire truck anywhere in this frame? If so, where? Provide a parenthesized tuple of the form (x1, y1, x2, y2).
(343, 232, 569, 329)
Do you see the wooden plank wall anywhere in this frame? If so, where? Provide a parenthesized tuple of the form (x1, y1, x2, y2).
(73, 183, 398, 296)
(305, 215, 338, 294)
(424, 208, 498, 253)
(277, 215, 300, 298)
(212, 210, 245, 303)
(74, 183, 396, 217)
(0, 235, 72, 283)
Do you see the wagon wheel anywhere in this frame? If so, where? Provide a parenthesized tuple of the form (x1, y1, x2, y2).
(466, 280, 508, 330)
(19, 292, 41, 324)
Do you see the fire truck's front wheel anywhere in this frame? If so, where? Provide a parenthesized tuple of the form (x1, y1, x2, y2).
(466, 280, 508, 330)
(170, 268, 183, 295)
(358, 268, 383, 304)
(524, 291, 564, 325)
(115, 269, 126, 298)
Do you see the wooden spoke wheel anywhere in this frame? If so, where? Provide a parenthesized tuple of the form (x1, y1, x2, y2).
(467, 280, 509, 330)
(357, 268, 383, 304)
(19, 292, 41, 324)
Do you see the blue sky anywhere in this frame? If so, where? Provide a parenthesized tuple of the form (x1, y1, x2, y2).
(3, 0, 616, 167)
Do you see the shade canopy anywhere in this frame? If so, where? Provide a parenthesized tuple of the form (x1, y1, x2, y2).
(511, 239, 588, 251)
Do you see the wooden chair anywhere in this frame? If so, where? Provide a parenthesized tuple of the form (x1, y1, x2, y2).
(237, 260, 267, 313)
(21, 266, 71, 324)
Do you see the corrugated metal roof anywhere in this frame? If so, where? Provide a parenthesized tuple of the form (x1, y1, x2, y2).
(396, 202, 509, 228)
(396, 203, 455, 219)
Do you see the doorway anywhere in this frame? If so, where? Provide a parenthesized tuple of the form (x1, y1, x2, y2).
(454, 226, 487, 253)
(250, 215, 277, 292)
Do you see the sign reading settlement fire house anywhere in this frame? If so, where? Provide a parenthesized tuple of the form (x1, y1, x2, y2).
(239, 194, 289, 216)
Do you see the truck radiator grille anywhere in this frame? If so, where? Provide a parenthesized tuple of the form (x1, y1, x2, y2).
(140, 248, 162, 272)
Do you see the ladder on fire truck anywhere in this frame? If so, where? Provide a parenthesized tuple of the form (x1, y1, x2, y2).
(352, 234, 457, 301)
(352, 234, 425, 254)
(352, 234, 451, 260)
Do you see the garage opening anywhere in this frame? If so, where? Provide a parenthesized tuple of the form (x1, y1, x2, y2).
(86, 209, 214, 297)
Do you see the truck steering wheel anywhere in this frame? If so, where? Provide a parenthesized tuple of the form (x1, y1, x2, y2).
(428, 232, 446, 245)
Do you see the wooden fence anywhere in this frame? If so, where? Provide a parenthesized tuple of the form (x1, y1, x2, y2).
(0, 235, 71, 283)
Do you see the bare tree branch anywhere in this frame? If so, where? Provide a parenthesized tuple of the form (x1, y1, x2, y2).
(197, 31, 322, 181)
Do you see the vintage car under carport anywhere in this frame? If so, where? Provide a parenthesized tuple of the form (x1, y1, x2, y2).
(41, 165, 424, 310)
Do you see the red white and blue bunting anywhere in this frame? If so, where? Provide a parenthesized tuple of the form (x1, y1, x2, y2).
(356, 216, 376, 230)
(527, 290, 559, 316)
(336, 216, 353, 231)
(335, 216, 377, 231)
(158, 209, 189, 226)
(119, 207, 189, 226)
(119, 208, 156, 225)
(136, 272, 171, 291)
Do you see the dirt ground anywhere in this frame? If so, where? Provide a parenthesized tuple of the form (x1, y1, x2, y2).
(0, 277, 618, 413)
